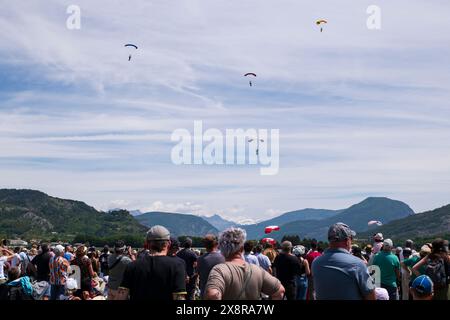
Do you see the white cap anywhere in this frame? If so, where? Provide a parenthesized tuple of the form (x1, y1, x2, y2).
(65, 278, 78, 290)
(383, 239, 393, 248)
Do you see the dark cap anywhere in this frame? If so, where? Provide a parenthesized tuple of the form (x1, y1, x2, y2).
(146, 225, 170, 241)
(328, 222, 356, 242)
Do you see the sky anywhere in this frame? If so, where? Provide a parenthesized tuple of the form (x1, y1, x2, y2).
(1, 0, 450, 223)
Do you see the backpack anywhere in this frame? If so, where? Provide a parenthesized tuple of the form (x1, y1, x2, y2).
(425, 258, 447, 289)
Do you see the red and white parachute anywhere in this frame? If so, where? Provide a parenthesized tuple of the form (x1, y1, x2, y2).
(264, 225, 280, 234)
(261, 238, 277, 245)
(368, 220, 383, 227)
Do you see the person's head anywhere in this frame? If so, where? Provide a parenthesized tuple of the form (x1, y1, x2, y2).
(183, 237, 193, 249)
(65, 278, 78, 296)
(382, 239, 393, 252)
(65, 245, 72, 253)
(8, 267, 21, 282)
(403, 248, 412, 259)
(13, 247, 21, 254)
(30, 248, 37, 256)
(410, 275, 434, 300)
(168, 237, 180, 256)
(420, 245, 431, 258)
(54, 245, 65, 257)
(40, 243, 49, 253)
(364, 244, 373, 255)
(145, 225, 171, 254)
(310, 240, 318, 250)
(218, 227, 246, 260)
(292, 245, 306, 257)
(264, 242, 273, 250)
(102, 245, 109, 254)
(373, 233, 384, 243)
(395, 247, 403, 256)
(405, 239, 414, 249)
(254, 245, 263, 254)
(328, 222, 356, 251)
(281, 241, 292, 254)
(203, 234, 219, 252)
(352, 245, 362, 256)
(244, 241, 254, 254)
(431, 238, 446, 257)
(75, 245, 87, 257)
(114, 240, 126, 255)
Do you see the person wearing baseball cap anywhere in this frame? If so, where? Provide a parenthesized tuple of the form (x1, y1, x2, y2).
(372, 238, 401, 300)
(311, 223, 375, 300)
(410, 275, 434, 300)
(117, 225, 187, 300)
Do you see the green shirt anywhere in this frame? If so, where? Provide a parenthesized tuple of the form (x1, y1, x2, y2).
(373, 251, 400, 287)
(403, 256, 426, 281)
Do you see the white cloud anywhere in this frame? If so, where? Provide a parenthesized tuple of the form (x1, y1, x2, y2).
(1, 0, 450, 221)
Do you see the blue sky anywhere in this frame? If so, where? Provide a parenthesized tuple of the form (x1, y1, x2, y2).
(1, 0, 450, 223)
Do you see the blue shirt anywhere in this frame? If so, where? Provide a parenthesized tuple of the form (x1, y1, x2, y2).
(255, 253, 271, 271)
(244, 253, 260, 266)
(312, 248, 375, 300)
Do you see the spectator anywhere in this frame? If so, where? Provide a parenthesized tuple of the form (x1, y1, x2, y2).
(262, 243, 278, 264)
(243, 241, 259, 266)
(372, 239, 401, 300)
(412, 238, 449, 300)
(31, 244, 52, 282)
(273, 241, 302, 300)
(71, 245, 96, 300)
(205, 227, 284, 300)
(107, 240, 133, 300)
(64, 246, 74, 262)
(176, 237, 198, 300)
(410, 275, 434, 300)
(254, 245, 272, 274)
(197, 234, 225, 299)
(99, 246, 110, 277)
(117, 225, 187, 300)
(312, 223, 376, 300)
(306, 240, 322, 300)
(292, 245, 310, 300)
(49, 245, 70, 300)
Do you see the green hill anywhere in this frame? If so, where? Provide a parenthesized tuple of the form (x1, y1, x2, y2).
(242, 208, 341, 240)
(249, 197, 414, 241)
(357, 204, 450, 242)
(136, 211, 218, 237)
(0, 189, 147, 241)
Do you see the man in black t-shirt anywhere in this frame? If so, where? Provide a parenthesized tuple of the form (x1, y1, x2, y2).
(273, 241, 302, 300)
(31, 244, 52, 282)
(117, 225, 187, 300)
(176, 237, 198, 300)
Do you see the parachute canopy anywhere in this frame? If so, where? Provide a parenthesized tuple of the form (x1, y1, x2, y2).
(244, 73, 257, 77)
(261, 238, 276, 245)
(265, 226, 280, 234)
(124, 44, 138, 49)
(316, 19, 328, 25)
(368, 220, 383, 227)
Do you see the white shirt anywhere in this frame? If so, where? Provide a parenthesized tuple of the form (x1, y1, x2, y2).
(0, 256, 7, 279)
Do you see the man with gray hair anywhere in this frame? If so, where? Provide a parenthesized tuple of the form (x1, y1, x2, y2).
(49, 244, 70, 300)
(204, 227, 285, 300)
(312, 223, 376, 300)
(117, 225, 187, 300)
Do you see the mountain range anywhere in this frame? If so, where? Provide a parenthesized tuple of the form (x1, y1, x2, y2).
(0, 189, 449, 243)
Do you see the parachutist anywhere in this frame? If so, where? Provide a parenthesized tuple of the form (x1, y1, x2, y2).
(256, 149, 259, 156)
(249, 81, 252, 87)
(128, 55, 132, 61)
